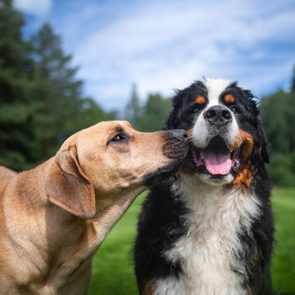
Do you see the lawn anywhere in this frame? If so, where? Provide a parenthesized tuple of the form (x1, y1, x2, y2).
(88, 187, 295, 294)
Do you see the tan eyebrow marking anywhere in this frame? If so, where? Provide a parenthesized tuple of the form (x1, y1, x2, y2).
(195, 95, 206, 104)
(224, 94, 235, 104)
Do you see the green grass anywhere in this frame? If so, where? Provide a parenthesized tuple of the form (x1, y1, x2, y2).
(89, 188, 295, 294)
(272, 188, 295, 293)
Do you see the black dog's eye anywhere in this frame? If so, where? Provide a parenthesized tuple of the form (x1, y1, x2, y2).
(191, 107, 199, 114)
(230, 106, 240, 114)
(110, 134, 128, 143)
(190, 104, 205, 114)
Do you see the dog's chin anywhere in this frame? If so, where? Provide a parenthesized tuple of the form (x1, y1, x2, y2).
(189, 136, 240, 186)
(196, 172, 234, 186)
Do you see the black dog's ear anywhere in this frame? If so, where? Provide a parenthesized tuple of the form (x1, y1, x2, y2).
(164, 89, 186, 130)
(252, 119, 271, 164)
(165, 105, 178, 129)
(242, 88, 271, 163)
(258, 120, 271, 163)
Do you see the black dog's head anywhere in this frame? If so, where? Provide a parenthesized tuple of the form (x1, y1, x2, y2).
(165, 78, 270, 187)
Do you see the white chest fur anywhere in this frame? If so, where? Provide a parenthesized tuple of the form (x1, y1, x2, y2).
(154, 175, 261, 295)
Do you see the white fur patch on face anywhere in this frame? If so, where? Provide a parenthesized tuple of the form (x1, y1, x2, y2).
(153, 174, 261, 295)
(203, 77, 232, 107)
(193, 78, 235, 149)
(191, 78, 240, 183)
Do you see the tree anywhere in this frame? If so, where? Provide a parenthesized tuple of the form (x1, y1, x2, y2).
(261, 79, 295, 186)
(0, 5, 113, 170)
(31, 23, 89, 159)
(75, 98, 113, 131)
(137, 93, 170, 131)
(31, 23, 114, 160)
(261, 90, 295, 153)
(125, 84, 141, 125)
(0, 0, 39, 170)
(291, 65, 295, 93)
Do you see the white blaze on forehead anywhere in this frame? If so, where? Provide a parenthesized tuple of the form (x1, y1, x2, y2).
(192, 77, 239, 151)
(203, 78, 232, 106)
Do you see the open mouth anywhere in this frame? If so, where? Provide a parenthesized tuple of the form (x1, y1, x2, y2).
(192, 136, 240, 176)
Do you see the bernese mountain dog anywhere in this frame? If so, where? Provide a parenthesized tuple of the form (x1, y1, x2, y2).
(134, 78, 273, 295)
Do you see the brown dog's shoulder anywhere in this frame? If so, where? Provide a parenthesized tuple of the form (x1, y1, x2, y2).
(0, 166, 17, 208)
(0, 166, 17, 180)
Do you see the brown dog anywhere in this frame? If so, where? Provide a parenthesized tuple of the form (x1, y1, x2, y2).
(0, 121, 188, 295)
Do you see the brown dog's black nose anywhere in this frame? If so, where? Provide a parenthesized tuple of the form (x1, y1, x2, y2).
(168, 129, 188, 141)
(204, 105, 232, 126)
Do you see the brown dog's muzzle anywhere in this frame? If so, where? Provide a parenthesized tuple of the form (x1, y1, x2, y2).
(143, 129, 189, 186)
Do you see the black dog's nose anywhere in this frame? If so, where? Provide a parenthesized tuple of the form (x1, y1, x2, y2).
(168, 129, 188, 141)
(203, 105, 232, 126)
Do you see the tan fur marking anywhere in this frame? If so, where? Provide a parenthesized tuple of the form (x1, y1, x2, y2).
(224, 93, 235, 104)
(143, 280, 155, 295)
(195, 95, 206, 105)
(232, 130, 254, 188)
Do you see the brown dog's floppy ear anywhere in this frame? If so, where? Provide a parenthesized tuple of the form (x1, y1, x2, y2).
(46, 144, 96, 219)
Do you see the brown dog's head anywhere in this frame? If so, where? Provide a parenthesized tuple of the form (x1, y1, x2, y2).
(46, 121, 188, 218)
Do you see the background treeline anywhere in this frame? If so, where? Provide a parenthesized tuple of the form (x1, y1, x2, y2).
(0, 0, 294, 186)
(0, 0, 114, 170)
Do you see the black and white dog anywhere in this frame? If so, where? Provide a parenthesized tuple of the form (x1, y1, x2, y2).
(134, 78, 273, 295)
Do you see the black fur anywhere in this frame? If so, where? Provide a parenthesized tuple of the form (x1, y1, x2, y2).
(134, 80, 274, 295)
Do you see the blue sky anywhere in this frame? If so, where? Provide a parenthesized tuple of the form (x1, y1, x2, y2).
(15, 0, 295, 111)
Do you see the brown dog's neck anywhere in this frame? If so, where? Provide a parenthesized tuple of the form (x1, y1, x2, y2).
(90, 186, 145, 244)
(2, 160, 146, 287)
(43, 181, 146, 286)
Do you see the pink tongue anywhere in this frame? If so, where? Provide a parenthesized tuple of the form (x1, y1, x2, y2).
(204, 152, 232, 175)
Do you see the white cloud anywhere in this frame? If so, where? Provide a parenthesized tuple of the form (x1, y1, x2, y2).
(45, 0, 295, 110)
(15, 0, 51, 16)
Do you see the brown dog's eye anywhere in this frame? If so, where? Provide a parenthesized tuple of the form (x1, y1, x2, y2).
(110, 134, 128, 143)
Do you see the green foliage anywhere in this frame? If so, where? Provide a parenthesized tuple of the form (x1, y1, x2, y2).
(0, 4, 113, 170)
(0, 0, 39, 170)
(125, 84, 141, 125)
(88, 189, 295, 294)
(124, 85, 171, 132)
(261, 89, 295, 186)
(76, 98, 113, 131)
(291, 65, 295, 93)
(31, 23, 96, 159)
(137, 93, 170, 131)
(268, 153, 295, 187)
(261, 90, 295, 153)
